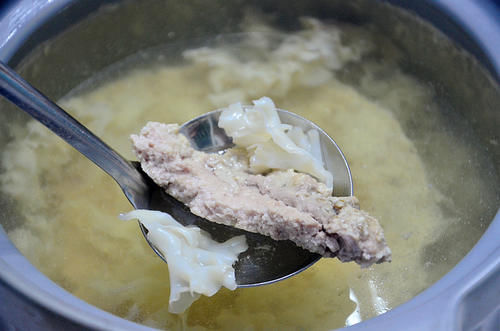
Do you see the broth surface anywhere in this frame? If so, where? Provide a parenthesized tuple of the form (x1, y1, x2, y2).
(0, 18, 495, 330)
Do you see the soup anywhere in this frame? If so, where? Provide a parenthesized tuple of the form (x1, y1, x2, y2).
(0, 16, 496, 330)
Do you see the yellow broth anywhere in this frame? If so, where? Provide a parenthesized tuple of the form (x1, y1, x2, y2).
(1, 20, 495, 330)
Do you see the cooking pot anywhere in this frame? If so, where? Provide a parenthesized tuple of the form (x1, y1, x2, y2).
(0, 0, 499, 330)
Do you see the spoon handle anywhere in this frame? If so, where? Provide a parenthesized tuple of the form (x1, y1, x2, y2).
(0, 61, 148, 206)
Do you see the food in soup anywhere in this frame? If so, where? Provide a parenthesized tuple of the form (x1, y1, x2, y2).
(2, 14, 492, 330)
(120, 210, 247, 314)
(219, 97, 332, 189)
(132, 99, 391, 266)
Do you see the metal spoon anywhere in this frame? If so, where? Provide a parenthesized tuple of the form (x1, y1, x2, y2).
(0, 61, 353, 287)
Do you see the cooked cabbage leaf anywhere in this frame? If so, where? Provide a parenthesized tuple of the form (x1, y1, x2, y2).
(219, 96, 333, 189)
(120, 210, 247, 314)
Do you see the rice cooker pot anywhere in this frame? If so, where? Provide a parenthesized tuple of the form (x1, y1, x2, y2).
(0, 0, 499, 330)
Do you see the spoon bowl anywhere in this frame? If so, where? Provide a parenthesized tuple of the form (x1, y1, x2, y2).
(0, 61, 352, 287)
(143, 108, 353, 286)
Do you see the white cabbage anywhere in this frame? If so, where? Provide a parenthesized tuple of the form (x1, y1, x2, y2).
(120, 210, 247, 314)
(183, 17, 371, 107)
(219, 96, 333, 190)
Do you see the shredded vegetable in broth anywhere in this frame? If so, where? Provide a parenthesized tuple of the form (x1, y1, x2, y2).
(1, 16, 493, 330)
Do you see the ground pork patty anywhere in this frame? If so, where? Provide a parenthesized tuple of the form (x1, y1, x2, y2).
(131, 122, 391, 267)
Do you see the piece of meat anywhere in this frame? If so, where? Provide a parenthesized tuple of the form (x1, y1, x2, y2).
(131, 122, 391, 267)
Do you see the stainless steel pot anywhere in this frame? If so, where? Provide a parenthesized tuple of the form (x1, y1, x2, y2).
(0, 1, 499, 330)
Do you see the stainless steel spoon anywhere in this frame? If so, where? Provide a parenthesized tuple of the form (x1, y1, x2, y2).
(0, 61, 353, 287)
